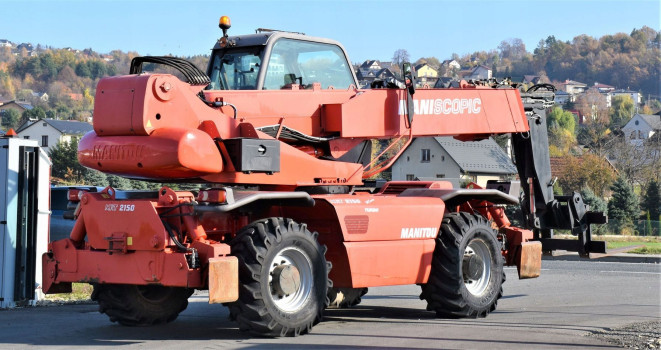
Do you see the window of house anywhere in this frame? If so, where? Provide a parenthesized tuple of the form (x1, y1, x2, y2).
(406, 174, 415, 181)
(41, 135, 48, 147)
(638, 130, 643, 139)
(43, 122, 47, 127)
(23, 136, 29, 139)
(631, 131, 637, 139)
(421, 149, 431, 163)
(436, 174, 445, 178)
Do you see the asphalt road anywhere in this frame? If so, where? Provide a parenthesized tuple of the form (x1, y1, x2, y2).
(0, 260, 659, 349)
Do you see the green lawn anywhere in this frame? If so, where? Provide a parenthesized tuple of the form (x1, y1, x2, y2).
(44, 283, 93, 302)
(554, 234, 661, 255)
(604, 241, 661, 254)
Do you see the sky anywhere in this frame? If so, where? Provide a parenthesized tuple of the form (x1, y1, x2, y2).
(0, 0, 659, 63)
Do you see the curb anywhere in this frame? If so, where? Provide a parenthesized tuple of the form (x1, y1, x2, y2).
(543, 252, 661, 264)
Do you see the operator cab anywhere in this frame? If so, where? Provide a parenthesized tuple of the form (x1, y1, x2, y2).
(207, 21, 358, 91)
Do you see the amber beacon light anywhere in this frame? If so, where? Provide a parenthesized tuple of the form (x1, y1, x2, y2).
(219, 16, 231, 36)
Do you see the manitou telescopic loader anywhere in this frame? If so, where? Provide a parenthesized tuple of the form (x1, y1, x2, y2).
(43, 16, 607, 336)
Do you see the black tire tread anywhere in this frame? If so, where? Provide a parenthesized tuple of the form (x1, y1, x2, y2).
(420, 212, 505, 318)
(91, 284, 192, 326)
(227, 217, 330, 337)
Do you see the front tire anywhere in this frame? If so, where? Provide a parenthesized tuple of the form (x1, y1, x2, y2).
(91, 284, 193, 326)
(227, 217, 330, 337)
(420, 212, 505, 318)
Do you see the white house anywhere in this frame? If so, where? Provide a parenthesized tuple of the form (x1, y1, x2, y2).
(622, 114, 660, 146)
(391, 136, 517, 187)
(559, 80, 587, 95)
(469, 65, 492, 80)
(359, 60, 382, 71)
(554, 91, 571, 105)
(441, 59, 460, 70)
(611, 89, 642, 106)
(16, 118, 93, 153)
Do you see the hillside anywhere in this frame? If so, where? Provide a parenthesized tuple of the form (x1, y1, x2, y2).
(425, 26, 660, 98)
(0, 45, 208, 129)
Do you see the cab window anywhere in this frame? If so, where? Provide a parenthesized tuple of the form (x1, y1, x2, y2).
(208, 47, 262, 90)
(263, 39, 354, 90)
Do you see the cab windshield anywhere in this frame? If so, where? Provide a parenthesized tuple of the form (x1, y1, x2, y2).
(207, 39, 355, 90)
(263, 39, 354, 90)
(208, 47, 262, 90)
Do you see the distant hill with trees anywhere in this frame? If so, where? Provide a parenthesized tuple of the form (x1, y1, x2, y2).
(413, 26, 660, 98)
(0, 45, 207, 129)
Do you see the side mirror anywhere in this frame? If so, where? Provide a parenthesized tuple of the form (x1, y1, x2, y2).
(403, 62, 412, 77)
(401, 62, 416, 127)
(402, 62, 416, 95)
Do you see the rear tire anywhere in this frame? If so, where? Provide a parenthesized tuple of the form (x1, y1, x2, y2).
(227, 217, 330, 337)
(92, 284, 193, 326)
(420, 212, 505, 318)
(326, 288, 368, 309)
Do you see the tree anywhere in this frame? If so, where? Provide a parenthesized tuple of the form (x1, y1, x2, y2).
(1, 109, 20, 130)
(609, 95, 634, 129)
(575, 89, 609, 124)
(22, 106, 47, 121)
(641, 180, 660, 220)
(107, 174, 132, 190)
(576, 118, 612, 157)
(609, 134, 660, 187)
(547, 107, 577, 155)
(392, 49, 410, 68)
(581, 186, 608, 233)
(418, 56, 440, 70)
(83, 168, 108, 187)
(581, 187, 607, 214)
(607, 176, 640, 233)
(547, 106, 576, 134)
(49, 137, 86, 182)
(558, 154, 616, 197)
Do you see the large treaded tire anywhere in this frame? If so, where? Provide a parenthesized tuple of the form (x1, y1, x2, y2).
(326, 288, 368, 309)
(227, 217, 330, 337)
(420, 212, 505, 318)
(91, 284, 193, 326)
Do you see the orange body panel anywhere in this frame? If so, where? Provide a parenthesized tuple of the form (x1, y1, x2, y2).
(280, 189, 445, 288)
(344, 240, 435, 287)
(77, 192, 168, 251)
(45, 239, 202, 288)
(78, 128, 223, 179)
(315, 194, 445, 242)
(84, 74, 531, 186)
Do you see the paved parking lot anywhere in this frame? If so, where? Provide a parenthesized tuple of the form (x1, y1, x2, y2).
(0, 260, 659, 349)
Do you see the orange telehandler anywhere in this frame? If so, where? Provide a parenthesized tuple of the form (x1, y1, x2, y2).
(43, 16, 607, 336)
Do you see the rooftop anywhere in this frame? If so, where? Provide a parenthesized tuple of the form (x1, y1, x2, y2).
(17, 118, 93, 134)
(434, 136, 517, 175)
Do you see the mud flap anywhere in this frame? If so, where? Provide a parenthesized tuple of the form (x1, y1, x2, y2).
(208, 256, 239, 303)
(518, 241, 542, 279)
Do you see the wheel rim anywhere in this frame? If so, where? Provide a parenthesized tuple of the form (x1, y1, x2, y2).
(268, 247, 313, 312)
(462, 239, 492, 296)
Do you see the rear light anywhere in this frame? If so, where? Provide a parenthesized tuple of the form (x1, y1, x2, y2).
(68, 189, 88, 202)
(197, 189, 227, 203)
